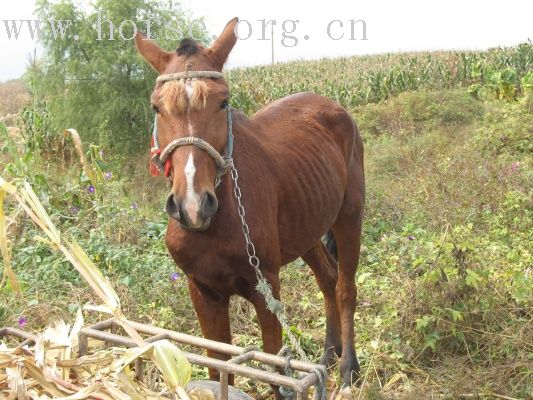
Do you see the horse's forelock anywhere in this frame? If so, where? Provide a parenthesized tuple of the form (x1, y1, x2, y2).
(160, 79, 209, 113)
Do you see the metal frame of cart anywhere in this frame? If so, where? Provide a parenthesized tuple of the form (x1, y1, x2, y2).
(1, 318, 326, 400)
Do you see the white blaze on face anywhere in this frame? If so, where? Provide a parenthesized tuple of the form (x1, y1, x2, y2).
(185, 80, 193, 99)
(181, 80, 200, 225)
(185, 80, 194, 137)
(183, 153, 200, 225)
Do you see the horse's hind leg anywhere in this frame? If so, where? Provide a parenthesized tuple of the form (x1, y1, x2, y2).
(333, 165, 364, 387)
(302, 243, 342, 367)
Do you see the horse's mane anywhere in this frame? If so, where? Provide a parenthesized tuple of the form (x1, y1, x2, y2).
(176, 38, 202, 56)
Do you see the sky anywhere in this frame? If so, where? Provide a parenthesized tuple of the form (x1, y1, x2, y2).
(1, 0, 532, 81)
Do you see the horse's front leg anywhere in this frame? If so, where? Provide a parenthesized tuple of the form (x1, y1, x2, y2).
(187, 277, 232, 383)
(251, 273, 284, 400)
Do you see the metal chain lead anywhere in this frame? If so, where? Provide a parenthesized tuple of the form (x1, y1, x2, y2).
(229, 163, 328, 400)
(230, 164, 305, 357)
(230, 166, 261, 270)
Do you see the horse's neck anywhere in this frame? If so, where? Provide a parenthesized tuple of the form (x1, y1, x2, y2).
(216, 114, 268, 211)
(231, 113, 268, 165)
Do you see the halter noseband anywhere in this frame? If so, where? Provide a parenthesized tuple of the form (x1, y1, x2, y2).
(150, 70, 233, 188)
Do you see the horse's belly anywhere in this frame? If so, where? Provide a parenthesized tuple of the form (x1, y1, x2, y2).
(276, 149, 347, 263)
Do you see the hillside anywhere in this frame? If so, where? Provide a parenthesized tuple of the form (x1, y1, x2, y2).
(1, 45, 532, 399)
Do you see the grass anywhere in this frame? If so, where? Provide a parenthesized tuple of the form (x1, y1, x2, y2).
(1, 48, 532, 399)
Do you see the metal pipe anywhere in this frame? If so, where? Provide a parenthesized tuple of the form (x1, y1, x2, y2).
(80, 328, 305, 389)
(78, 334, 88, 356)
(125, 319, 243, 355)
(122, 320, 319, 372)
(294, 366, 324, 393)
(2, 327, 37, 342)
(251, 351, 318, 373)
(80, 328, 137, 348)
(219, 371, 228, 400)
(135, 358, 143, 381)
(228, 352, 255, 364)
(78, 328, 306, 390)
(145, 333, 169, 343)
(297, 389, 309, 400)
(89, 318, 115, 331)
(181, 352, 303, 390)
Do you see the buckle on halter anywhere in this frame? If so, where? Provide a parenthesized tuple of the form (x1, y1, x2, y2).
(151, 153, 164, 171)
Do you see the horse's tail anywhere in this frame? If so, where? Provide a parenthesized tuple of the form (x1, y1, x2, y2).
(324, 230, 338, 262)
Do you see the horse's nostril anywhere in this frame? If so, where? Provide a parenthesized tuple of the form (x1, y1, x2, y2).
(200, 191, 218, 219)
(165, 193, 181, 220)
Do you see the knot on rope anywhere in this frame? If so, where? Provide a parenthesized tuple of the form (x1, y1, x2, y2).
(277, 346, 295, 400)
(311, 365, 328, 400)
(255, 281, 285, 314)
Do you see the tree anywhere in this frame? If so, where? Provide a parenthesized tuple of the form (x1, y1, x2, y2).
(31, 0, 209, 152)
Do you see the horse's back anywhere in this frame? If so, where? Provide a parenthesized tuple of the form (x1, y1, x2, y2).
(251, 92, 362, 168)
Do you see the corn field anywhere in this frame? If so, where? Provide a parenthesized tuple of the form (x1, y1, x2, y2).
(227, 41, 533, 114)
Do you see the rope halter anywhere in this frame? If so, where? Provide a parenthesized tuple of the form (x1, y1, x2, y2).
(150, 70, 233, 188)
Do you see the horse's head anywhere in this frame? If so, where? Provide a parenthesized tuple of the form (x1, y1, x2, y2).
(135, 18, 238, 230)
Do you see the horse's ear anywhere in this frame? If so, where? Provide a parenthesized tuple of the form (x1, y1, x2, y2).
(134, 32, 173, 73)
(209, 17, 238, 70)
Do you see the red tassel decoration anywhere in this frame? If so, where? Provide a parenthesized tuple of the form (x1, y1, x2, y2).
(164, 159, 172, 177)
(149, 136, 161, 177)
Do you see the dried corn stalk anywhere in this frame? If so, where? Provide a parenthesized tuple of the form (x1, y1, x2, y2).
(0, 176, 194, 400)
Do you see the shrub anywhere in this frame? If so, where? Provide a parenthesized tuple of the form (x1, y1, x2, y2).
(356, 89, 484, 138)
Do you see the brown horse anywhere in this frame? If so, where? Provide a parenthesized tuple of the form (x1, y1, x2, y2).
(135, 17, 365, 395)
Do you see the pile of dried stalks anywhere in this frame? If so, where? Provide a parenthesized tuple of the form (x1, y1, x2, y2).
(0, 176, 212, 400)
(1, 313, 193, 400)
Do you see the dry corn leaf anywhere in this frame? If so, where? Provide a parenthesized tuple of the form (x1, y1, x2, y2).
(22, 360, 70, 398)
(20, 182, 60, 243)
(67, 240, 120, 313)
(63, 129, 97, 185)
(52, 383, 103, 400)
(101, 380, 135, 400)
(113, 340, 191, 400)
(6, 364, 28, 400)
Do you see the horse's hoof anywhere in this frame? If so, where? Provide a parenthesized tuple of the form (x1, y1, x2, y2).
(186, 380, 254, 400)
(340, 356, 361, 387)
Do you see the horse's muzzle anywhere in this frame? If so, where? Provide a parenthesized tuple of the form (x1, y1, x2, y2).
(165, 191, 218, 230)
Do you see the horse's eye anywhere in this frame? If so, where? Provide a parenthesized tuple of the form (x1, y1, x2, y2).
(152, 104, 160, 113)
(220, 99, 228, 110)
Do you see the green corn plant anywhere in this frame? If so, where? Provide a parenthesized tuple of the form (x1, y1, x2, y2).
(490, 68, 518, 101)
(520, 71, 533, 95)
(0, 178, 21, 295)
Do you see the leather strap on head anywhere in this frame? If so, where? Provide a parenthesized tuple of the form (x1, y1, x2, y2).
(150, 106, 234, 187)
(149, 69, 232, 185)
(156, 70, 224, 84)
